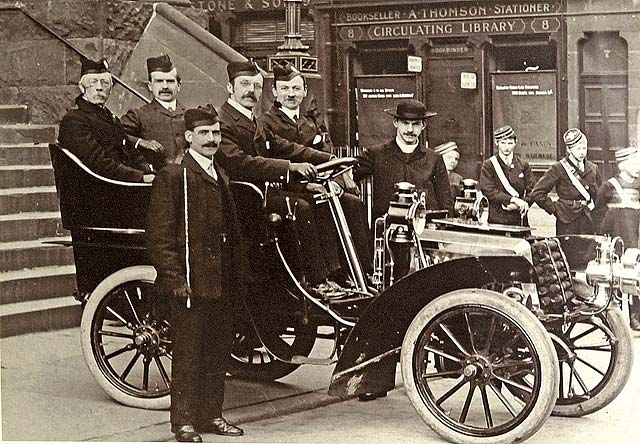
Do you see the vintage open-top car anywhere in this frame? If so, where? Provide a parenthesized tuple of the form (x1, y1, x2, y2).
(49, 143, 635, 444)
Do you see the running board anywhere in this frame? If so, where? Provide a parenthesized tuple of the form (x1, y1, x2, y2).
(291, 355, 337, 365)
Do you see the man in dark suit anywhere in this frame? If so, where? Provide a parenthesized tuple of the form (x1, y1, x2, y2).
(479, 125, 536, 226)
(531, 128, 602, 235)
(58, 58, 154, 183)
(216, 61, 350, 292)
(146, 107, 246, 442)
(258, 61, 372, 278)
(354, 99, 453, 223)
(121, 54, 186, 170)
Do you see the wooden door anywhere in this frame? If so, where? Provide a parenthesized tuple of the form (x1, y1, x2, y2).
(580, 75, 628, 179)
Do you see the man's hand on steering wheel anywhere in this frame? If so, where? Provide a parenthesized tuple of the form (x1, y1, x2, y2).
(289, 162, 318, 181)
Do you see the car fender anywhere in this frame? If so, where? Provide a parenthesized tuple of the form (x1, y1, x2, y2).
(328, 255, 533, 397)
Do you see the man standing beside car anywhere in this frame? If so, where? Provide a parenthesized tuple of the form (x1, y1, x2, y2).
(121, 54, 186, 171)
(146, 107, 246, 442)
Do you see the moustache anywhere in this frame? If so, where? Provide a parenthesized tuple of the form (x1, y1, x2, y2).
(159, 89, 172, 94)
(202, 142, 218, 148)
(403, 133, 417, 137)
(242, 92, 257, 100)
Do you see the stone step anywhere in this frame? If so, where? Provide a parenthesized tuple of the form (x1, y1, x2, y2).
(0, 296, 81, 338)
(0, 237, 74, 273)
(0, 124, 57, 145)
(0, 105, 29, 124)
(0, 165, 55, 188)
(0, 264, 76, 306)
(0, 212, 64, 242)
(0, 143, 52, 166)
(0, 186, 60, 215)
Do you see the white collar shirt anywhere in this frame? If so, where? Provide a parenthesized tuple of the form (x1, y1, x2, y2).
(227, 98, 254, 121)
(156, 98, 177, 112)
(188, 150, 218, 180)
(280, 106, 299, 123)
(396, 135, 419, 154)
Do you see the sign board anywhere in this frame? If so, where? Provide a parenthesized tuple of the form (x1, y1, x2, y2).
(407, 55, 422, 73)
(491, 71, 557, 167)
(336, 0, 561, 41)
(460, 72, 477, 89)
(192, 0, 312, 13)
(355, 75, 417, 150)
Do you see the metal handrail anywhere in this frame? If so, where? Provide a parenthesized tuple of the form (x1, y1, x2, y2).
(1, 3, 151, 104)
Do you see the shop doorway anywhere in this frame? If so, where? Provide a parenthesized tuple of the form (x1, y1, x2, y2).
(579, 33, 628, 179)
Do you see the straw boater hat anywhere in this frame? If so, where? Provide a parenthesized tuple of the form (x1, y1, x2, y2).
(434, 141, 459, 156)
(615, 147, 639, 164)
(563, 128, 587, 147)
(384, 99, 437, 120)
(493, 125, 516, 142)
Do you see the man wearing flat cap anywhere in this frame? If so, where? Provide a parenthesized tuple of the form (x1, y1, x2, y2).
(217, 60, 354, 295)
(146, 106, 248, 442)
(58, 58, 154, 182)
(354, 99, 453, 222)
(479, 125, 536, 226)
(531, 128, 602, 235)
(121, 54, 186, 171)
(434, 141, 464, 199)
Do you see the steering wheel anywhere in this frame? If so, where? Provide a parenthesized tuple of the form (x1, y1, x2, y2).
(312, 157, 360, 182)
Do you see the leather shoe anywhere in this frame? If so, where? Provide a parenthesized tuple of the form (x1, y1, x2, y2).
(198, 417, 244, 436)
(358, 391, 387, 402)
(173, 425, 202, 442)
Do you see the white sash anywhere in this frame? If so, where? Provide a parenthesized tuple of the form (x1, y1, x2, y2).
(560, 159, 594, 210)
(490, 156, 519, 198)
(608, 177, 640, 209)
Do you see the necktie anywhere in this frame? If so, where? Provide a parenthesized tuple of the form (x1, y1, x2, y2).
(207, 162, 218, 181)
(168, 106, 175, 112)
(293, 114, 298, 121)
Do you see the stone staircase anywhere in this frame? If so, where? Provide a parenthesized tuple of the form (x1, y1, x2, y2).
(0, 104, 80, 337)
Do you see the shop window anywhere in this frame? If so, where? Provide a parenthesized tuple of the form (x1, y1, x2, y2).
(493, 40, 556, 71)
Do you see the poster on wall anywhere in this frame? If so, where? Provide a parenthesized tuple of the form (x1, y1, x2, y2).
(355, 75, 417, 150)
(491, 71, 557, 169)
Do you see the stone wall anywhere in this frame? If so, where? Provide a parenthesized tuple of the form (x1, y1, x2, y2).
(0, 1, 205, 124)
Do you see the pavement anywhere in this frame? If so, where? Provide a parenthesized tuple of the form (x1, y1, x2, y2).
(0, 327, 345, 442)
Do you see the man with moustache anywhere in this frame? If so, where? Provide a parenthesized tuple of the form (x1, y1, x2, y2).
(354, 99, 453, 222)
(58, 58, 154, 183)
(122, 54, 186, 170)
(531, 128, 602, 235)
(146, 106, 246, 442)
(216, 61, 346, 295)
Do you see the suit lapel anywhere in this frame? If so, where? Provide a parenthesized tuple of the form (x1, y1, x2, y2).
(183, 152, 219, 186)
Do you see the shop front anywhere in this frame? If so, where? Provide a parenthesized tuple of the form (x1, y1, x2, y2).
(314, 0, 566, 178)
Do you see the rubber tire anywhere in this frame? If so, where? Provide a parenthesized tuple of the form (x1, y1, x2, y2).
(401, 289, 559, 444)
(552, 307, 633, 417)
(80, 266, 171, 410)
(228, 322, 317, 381)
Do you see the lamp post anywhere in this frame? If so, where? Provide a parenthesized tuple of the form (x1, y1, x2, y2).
(268, 0, 318, 74)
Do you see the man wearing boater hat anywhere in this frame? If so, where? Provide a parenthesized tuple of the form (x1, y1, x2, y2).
(146, 106, 247, 441)
(354, 99, 453, 222)
(593, 147, 640, 330)
(479, 125, 536, 226)
(531, 128, 602, 235)
(58, 58, 154, 182)
(122, 54, 186, 170)
(216, 60, 351, 295)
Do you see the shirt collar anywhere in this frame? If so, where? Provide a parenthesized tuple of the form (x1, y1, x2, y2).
(227, 98, 253, 121)
(395, 135, 419, 154)
(188, 149, 216, 178)
(499, 153, 513, 166)
(155, 98, 177, 111)
(280, 106, 299, 123)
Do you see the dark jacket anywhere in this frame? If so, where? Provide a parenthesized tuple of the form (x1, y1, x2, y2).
(355, 140, 454, 221)
(479, 155, 536, 226)
(215, 101, 332, 184)
(58, 95, 152, 182)
(593, 176, 640, 248)
(258, 103, 333, 152)
(531, 158, 602, 224)
(145, 152, 248, 300)
(121, 99, 187, 169)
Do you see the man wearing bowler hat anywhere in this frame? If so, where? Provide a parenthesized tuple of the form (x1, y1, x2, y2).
(58, 58, 154, 183)
(122, 54, 186, 170)
(354, 99, 453, 222)
(146, 106, 247, 442)
(531, 128, 602, 235)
